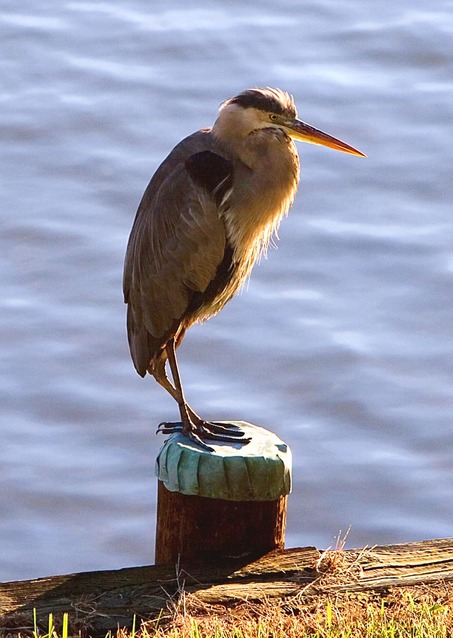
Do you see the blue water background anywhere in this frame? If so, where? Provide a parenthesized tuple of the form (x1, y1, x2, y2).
(1, 0, 453, 580)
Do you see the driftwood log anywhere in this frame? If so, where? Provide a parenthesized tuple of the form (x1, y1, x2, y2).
(1, 538, 453, 636)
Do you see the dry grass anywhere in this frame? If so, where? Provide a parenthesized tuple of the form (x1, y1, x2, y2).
(119, 540, 453, 638)
(4, 541, 453, 637)
(119, 584, 453, 638)
(6, 586, 453, 638)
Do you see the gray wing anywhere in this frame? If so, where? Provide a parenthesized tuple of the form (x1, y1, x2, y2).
(123, 141, 233, 376)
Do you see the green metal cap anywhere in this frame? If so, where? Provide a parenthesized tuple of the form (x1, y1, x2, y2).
(155, 421, 291, 501)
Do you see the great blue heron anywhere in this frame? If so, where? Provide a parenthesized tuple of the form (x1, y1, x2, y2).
(123, 87, 365, 449)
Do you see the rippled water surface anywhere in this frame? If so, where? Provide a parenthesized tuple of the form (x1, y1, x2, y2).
(2, 0, 453, 581)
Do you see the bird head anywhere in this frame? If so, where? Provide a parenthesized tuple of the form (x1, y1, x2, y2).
(215, 87, 366, 158)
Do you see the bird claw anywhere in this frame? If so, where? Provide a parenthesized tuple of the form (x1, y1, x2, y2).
(201, 421, 249, 438)
(157, 420, 252, 451)
(157, 421, 214, 451)
(157, 421, 183, 435)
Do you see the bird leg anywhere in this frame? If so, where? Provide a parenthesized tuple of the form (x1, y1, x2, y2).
(155, 338, 251, 449)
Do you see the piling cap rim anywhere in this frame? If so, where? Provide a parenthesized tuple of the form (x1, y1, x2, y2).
(155, 421, 292, 501)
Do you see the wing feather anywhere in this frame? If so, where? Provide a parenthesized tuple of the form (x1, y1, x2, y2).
(123, 138, 233, 376)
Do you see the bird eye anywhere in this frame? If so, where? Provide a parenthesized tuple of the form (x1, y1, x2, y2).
(269, 114, 278, 122)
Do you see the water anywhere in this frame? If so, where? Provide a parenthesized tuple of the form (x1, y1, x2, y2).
(1, 0, 453, 581)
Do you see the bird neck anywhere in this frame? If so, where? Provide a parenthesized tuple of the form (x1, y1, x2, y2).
(220, 130, 300, 278)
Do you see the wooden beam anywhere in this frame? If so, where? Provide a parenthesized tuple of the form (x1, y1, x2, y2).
(1, 539, 453, 636)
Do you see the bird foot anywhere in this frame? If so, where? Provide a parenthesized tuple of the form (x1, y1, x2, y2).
(157, 420, 252, 452)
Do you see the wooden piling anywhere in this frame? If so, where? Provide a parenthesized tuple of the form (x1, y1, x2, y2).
(154, 421, 292, 565)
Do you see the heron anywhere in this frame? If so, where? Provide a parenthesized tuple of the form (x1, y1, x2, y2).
(123, 87, 365, 450)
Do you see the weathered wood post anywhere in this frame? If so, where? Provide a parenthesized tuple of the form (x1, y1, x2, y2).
(154, 421, 291, 565)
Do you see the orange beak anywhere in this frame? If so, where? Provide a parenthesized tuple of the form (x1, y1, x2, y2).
(286, 118, 366, 157)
